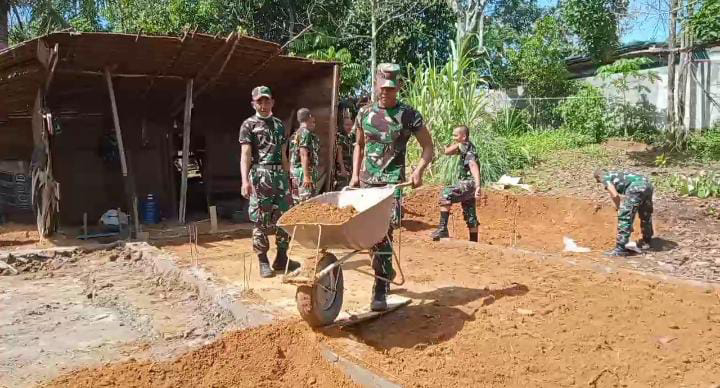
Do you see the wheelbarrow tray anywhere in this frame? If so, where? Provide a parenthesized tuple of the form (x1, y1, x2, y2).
(277, 186, 396, 250)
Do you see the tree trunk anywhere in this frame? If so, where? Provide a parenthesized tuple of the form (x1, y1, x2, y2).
(667, 0, 678, 135)
(0, 0, 9, 50)
(370, 0, 377, 102)
(677, 2, 694, 135)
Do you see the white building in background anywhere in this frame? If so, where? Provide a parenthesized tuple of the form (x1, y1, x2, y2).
(490, 41, 720, 131)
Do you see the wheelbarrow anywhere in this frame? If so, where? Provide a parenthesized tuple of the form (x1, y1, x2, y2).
(276, 183, 410, 327)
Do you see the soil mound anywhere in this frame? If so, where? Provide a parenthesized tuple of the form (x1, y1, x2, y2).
(280, 203, 358, 225)
(45, 322, 357, 388)
(403, 187, 646, 252)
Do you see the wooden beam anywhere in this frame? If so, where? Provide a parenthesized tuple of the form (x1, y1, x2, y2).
(104, 67, 141, 237)
(58, 69, 185, 80)
(178, 78, 194, 223)
(43, 43, 59, 93)
(170, 34, 239, 117)
(327, 64, 340, 192)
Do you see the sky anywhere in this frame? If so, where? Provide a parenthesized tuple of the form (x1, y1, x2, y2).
(538, 0, 669, 44)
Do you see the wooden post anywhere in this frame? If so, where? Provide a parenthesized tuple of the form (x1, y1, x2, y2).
(209, 205, 218, 233)
(104, 67, 141, 238)
(327, 64, 340, 192)
(178, 79, 194, 224)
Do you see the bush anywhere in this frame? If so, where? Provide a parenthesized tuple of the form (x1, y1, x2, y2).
(667, 171, 720, 198)
(555, 84, 611, 143)
(610, 99, 662, 143)
(507, 129, 594, 169)
(489, 108, 532, 136)
(688, 124, 720, 161)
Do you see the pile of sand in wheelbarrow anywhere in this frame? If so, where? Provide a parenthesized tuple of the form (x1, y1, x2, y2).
(281, 202, 358, 225)
(45, 322, 357, 388)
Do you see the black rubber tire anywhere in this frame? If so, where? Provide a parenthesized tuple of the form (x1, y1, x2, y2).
(296, 252, 344, 327)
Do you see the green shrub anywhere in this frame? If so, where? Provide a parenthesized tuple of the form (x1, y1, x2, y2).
(555, 84, 612, 143)
(688, 124, 720, 161)
(667, 171, 720, 198)
(490, 108, 532, 136)
(506, 129, 594, 169)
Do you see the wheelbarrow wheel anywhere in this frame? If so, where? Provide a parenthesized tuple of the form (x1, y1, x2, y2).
(296, 252, 344, 327)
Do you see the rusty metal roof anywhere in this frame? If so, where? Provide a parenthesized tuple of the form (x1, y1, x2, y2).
(0, 32, 337, 115)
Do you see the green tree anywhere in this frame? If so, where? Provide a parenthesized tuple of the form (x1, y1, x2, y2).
(481, 0, 545, 88)
(1, 0, 9, 49)
(691, 0, 720, 43)
(7, 0, 106, 45)
(511, 15, 573, 98)
(561, 0, 625, 63)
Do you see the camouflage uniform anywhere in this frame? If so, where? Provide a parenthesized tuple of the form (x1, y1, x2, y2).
(354, 95, 424, 280)
(334, 130, 355, 190)
(289, 126, 320, 203)
(602, 171, 654, 249)
(239, 114, 292, 255)
(440, 141, 479, 227)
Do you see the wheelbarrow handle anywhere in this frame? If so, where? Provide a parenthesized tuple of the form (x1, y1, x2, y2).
(342, 181, 412, 191)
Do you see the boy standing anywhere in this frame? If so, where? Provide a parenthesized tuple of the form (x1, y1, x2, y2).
(431, 126, 482, 242)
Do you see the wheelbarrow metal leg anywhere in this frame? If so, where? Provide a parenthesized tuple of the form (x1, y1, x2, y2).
(314, 250, 359, 282)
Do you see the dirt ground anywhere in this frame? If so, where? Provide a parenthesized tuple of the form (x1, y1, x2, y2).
(45, 322, 357, 388)
(4, 140, 720, 387)
(151, 187, 720, 387)
(0, 247, 236, 387)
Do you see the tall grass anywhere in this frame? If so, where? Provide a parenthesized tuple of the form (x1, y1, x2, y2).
(404, 40, 510, 185)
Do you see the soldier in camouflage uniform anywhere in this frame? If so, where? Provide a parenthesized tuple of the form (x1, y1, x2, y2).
(594, 169, 654, 256)
(289, 108, 320, 203)
(350, 63, 435, 311)
(239, 86, 300, 278)
(431, 126, 482, 242)
(334, 109, 355, 190)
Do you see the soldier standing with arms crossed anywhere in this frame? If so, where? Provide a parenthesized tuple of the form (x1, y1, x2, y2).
(350, 63, 435, 311)
(239, 86, 300, 278)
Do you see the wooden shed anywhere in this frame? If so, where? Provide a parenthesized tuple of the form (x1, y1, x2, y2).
(0, 32, 339, 236)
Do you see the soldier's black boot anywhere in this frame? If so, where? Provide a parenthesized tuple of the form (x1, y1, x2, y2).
(604, 246, 630, 257)
(272, 248, 300, 272)
(431, 212, 450, 241)
(258, 253, 274, 278)
(371, 278, 389, 311)
(637, 238, 652, 250)
(469, 230, 478, 242)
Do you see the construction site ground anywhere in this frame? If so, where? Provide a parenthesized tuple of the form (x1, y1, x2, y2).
(2, 140, 720, 387)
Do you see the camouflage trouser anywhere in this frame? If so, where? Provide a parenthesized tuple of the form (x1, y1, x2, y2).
(249, 166, 292, 255)
(440, 180, 478, 228)
(362, 182, 402, 280)
(616, 183, 654, 249)
(290, 167, 318, 204)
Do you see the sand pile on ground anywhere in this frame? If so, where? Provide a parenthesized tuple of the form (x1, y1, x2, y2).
(280, 203, 358, 225)
(45, 322, 357, 388)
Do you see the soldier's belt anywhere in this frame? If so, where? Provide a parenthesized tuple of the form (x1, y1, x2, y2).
(253, 164, 285, 172)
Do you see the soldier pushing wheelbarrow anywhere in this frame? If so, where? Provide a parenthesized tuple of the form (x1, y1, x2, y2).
(276, 63, 434, 327)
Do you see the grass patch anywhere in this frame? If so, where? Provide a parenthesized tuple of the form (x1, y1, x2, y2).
(507, 129, 595, 169)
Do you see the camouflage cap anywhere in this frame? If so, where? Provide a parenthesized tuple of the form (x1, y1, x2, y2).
(251, 85, 272, 100)
(376, 63, 401, 88)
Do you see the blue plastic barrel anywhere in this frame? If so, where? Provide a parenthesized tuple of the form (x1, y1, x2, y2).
(142, 194, 159, 224)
